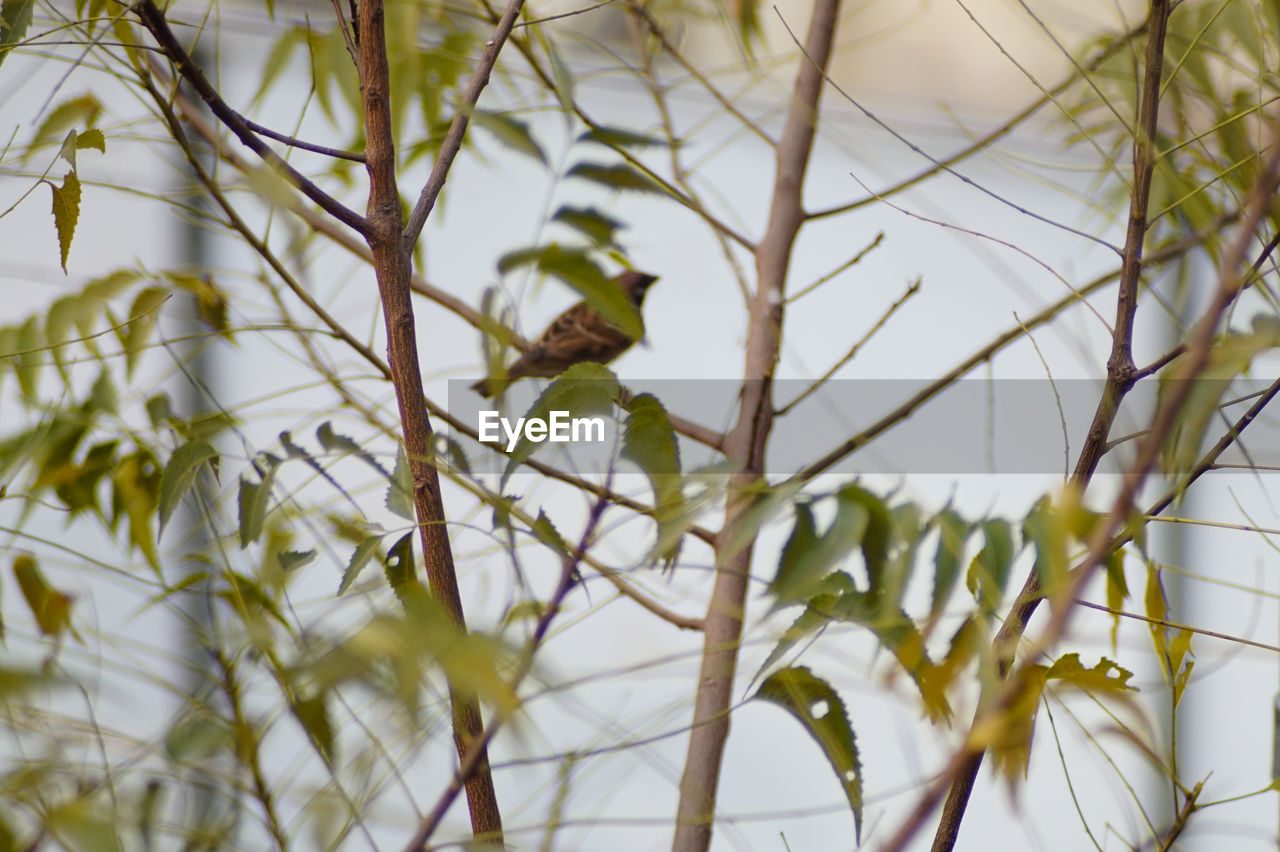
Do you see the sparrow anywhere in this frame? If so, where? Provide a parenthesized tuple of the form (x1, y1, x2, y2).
(471, 270, 658, 398)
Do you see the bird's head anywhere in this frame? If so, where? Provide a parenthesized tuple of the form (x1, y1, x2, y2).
(618, 270, 659, 306)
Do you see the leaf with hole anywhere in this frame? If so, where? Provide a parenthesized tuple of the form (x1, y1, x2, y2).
(755, 667, 863, 842)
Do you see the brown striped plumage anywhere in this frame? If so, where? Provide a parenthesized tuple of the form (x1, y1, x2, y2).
(470, 270, 658, 398)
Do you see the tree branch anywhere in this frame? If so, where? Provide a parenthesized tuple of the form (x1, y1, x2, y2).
(355, 0, 502, 842)
(131, 0, 370, 235)
(672, 3, 841, 849)
(403, 0, 527, 246)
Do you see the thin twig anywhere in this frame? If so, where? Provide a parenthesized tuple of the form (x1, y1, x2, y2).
(241, 115, 365, 162)
(403, 0, 528, 245)
(403, 491, 614, 850)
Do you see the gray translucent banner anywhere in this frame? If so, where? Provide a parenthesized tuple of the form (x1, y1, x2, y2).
(446, 379, 1280, 476)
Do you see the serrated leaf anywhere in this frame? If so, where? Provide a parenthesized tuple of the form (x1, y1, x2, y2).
(278, 549, 316, 572)
(317, 421, 389, 477)
(50, 170, 81, 272)
(566, 161, 668, 196)
(621, 393, 684, 564)
(471, 109, 546, 165)
(76, 127, 105, 152)
(383, 532, 421, 608)
(386, 444, 414, 520)
(529, 510, 569, 556)
(1046, 653, 1136, 693)
(755, 667, 863, 842)
(158, 440, 219, 533)
(338, 535, 381, 595)
(551, 205, 625, 247)
(755, 572, 856, 681)
(496, 244, 643, 340)
(500, 362, 619, 485)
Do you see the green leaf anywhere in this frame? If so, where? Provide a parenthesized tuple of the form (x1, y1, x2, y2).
(386, 443, 414, 520)
(338, 535, 381, 595)
(290, 691, 335, 763)
(497, 244, 644, 340)
(755, 667, 863, 842)
(237, 455, 280, 548)
(1046, 653, 1136, 693)
(166, 705, 232, 761)
(158, 440, 219, 534)
(50, 170, 81, 273)
(967, 519, 1016, 613)
(546, 43, 575, 124)
(471, 109, 546, 165)
(112, 450, 161, 572)
(145, 393, 172, 427)
(165, 272, 230, 335)
(566, 161, 668, 196)
(1022, 497, 1069, 604)
(27, 95, 102, 159)
(577, 125, 671, 149)
(551, 205, 625, 247)
(500, 362, 619, 485)
(118, 286, 169, 377)
(839, 485, 892, 602)
(252, 26, 302, 107)
(76, 127, 105, 153)
(47, 798, 123, 852)
(0, 0, 34, 70)
(930, 509, 969, 618)
(278, 549, 316, 572)
(14, 314, 41, 400)
(14, 554, 74, 639)
(219, 570, 288, 627)
(1104, 549, 1127, 653)
(768, 494, 869, 608)
(383, 532, 422, 608)
(620, 393, 684, 564)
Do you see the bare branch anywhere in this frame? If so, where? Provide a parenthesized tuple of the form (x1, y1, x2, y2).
(403, 0, 527, 246)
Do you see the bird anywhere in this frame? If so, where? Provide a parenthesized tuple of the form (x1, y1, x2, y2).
(470, 270, 658, 398)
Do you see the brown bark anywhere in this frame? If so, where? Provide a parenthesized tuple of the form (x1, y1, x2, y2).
(355, 0, 503, 844)
(672, 2, 842, 849)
